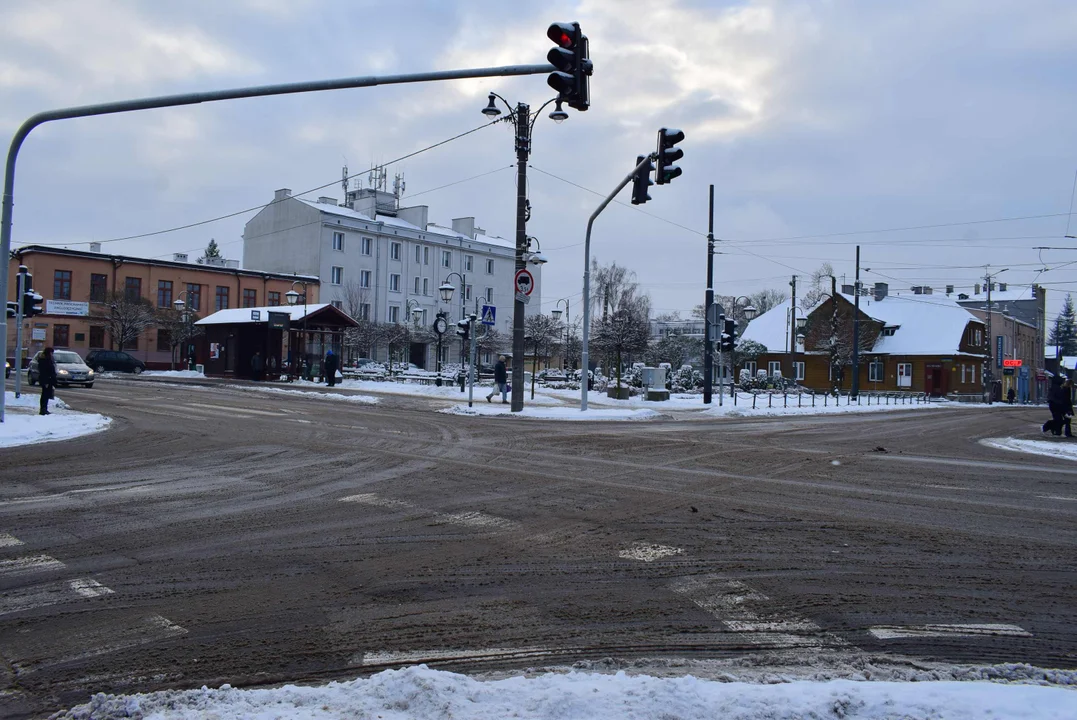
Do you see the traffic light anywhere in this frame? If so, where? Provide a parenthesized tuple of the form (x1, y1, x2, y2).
(631, 155, 654, 206)
(720, 317, 737, 352)
(456, 318, 471, 341)
(22, 290, 43, 318)
(546, 21, 592, 112)
(6, 302, 17, 319)
(655, 128, 685, 185)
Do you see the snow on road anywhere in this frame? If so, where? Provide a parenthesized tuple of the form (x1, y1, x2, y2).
(143, 370, 205, 378)
(0, 392, 110, 448)
(981, 436, 1077, 461)
(57, 665, 1077, 719)
(225, 384, 379, 405)
(442, 404, 660, 421)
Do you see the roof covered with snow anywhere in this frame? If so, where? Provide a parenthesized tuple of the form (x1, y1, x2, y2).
(196, 303, 336, 326)
(738, 299, 794, 353)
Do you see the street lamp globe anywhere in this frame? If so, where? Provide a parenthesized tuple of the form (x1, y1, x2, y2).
(439, 283, 456, 303)
(551, 309, 562, 321)
(411, 306, 423, 323)
(285, 289, 300, 306)
(481, 93, 501, 117)
(743, 305, 758, 320)
(549, 98, 568, 124)
(173, 299, 185, 311)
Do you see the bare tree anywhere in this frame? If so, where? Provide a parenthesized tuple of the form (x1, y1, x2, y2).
(476, 327, 506, 372)
(525, 313, 562, 397)
(801, 262, 835, 309)
(156, 307, 204, 369)
(89, 291, 158, 352)
(645, 333, 702, 369)
(802, 296, 880, 390)
(593, 291, 651, 390)
(749, 288, 786, 316)
(590, 259, 635, 322)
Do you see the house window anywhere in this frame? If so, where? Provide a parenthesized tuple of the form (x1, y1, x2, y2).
(89, 326, 105, 348)
(361, 237, 373, 255)
(794, 361, 805, 381)
(869, 361, 884, 382)
(486, 258, 494, 274)
(388, 305, 400, 323)
(124, 277, 142, 302)
(331, 300, 343, 310)
(970, 364, 977, 384)
(483, 351, 491, 365)
(389, 274, 400, 292)
(53, 324, 70, 347)
(90, 273, 108, 303)
(743, 361, 757, 376)
(54, 270, 73, 300)
(215, 285, 230, 311)
(882, 327, 897, 336)
(331, 266, 344, 285)
(465, 284, 472, 301)
(157, 280, 173, 308)
(897, 362, 912, 388)
(243, 288, 257, 307)
(423, 278, 429, 296)
(442, 250, 451, 268)
(415, 244, 422, 263)
(333, 232, 344, 251)
(268, 291, 281, 306)
(424, 247, 430, 265)
(156, 328, 171, 353)
(768, 361, 781, 376)
(360, 270, 371, 288)
(360, 303, 370, 320)
(414, 276, 421, 294)
(391, 242, 401, 261)
(464, 254, 474, 272)
(485, 287, 494, 302)
(186, 283, 201, 311)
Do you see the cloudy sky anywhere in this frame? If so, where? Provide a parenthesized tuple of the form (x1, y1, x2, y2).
(3, 0, 1077, 326)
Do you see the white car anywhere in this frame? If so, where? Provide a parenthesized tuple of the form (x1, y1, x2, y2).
(28, 350, 95, 388)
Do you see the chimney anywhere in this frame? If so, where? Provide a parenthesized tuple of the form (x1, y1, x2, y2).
(873, 282, 888, 301)
(975, 283, 981, 294)
(946, 284, 954, 295)
(912, 286, 923, 295)
(89, 242, 101, 253)
(999, 282, 1007, 292)
(451, 217, 476, 238)
(274, 188, 291, 201)
(173, 253, 188, 263)
(841, 284, 854, 295)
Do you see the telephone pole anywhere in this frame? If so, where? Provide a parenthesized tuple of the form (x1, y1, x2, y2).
(982, 268, 1008, 404)
(703, 185, 715, 404)
(852, 245, 861, 398)
(789, 274, 797, 383)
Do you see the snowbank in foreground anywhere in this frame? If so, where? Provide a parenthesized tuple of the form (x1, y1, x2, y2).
(1, 392, 110, 448)
(143, 370, 205, 378)
(442, 404, 660, 421)
(981, 437, 1077, 461)
(57, 665, 1077, 720)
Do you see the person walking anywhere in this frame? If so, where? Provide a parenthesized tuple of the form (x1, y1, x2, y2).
(1063, 379, 1075, 438)
(486, 355, 508, 403)
(324, 349, 339, 387)
(1007, 386, 1015, 405)
(1044, 376, 1067, 436)
(250, 351, 264, 382)
(37, 346, 57, 416)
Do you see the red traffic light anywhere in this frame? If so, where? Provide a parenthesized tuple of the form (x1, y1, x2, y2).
(547, 22, 576, 48)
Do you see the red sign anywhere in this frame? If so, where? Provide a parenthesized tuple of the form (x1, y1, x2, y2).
(514, 268, 535, 296)
(1002, 359, 1022, 367)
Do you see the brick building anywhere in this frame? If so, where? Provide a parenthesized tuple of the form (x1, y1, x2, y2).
(7, 245, 318, 370)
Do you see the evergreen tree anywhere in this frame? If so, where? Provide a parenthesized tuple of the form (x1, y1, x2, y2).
(1050, 294, 1077, 356)
(197, 238, 223, 265)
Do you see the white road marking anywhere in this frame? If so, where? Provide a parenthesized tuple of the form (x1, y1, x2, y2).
(0, 578, 114, 615)
(0, 483, 152, 506)
(868, 623, 1031, 640)
(340, 493, 413, 509)
(292, 418, 313, 424)
(619, 542, 684, 562)
(341, 493, 518, 531)
(0, 532, 24, 547)
(0, 554, 65, 577)
(11, 615, 187, 675)
(1037, 494, 1077, 502)
(188, 402, 284, 417)
(70, 578, 114, 598)
(355, 646, 559, 666)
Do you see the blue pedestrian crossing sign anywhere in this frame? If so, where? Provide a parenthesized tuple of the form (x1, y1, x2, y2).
(480, 304, 496, 326)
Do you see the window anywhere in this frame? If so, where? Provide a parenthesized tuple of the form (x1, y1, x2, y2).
(215, 285, 230, 311)
(53, 324, 70, 347)
(794, 361, 805, 381)
(389, 274, 400, 292)
(332, 232, 344, 251)
(157, 280, 173, 308)
(423, 278, 429, 296)
(54, 270, 73, 300)
(124, 277, 142, 302)
(414, 276, 421, 294)
(768, 361, 781, 376)
(361, 237, 373, 255)
(360, 303, 371, 320)
(423, 247, 430, 265)
(869, 361, 884, 382)
(415, 244, 422, 263)
(388, 305, 400, 323)
(442, 250, 452, 268)
(89, 326, 105, 348)
(123, 334, 139, 350)
(485, 287, 494, 302)
(483, 351, 491, 365)
(156, 329, 171, 353)
(243, 288, 257, 307)
(465, 284, 472, 301)
(464, 254, 474, 272)
(970, 364, 977, 384)
(391, 242, 401, 261)
(881, 327, 897, 336)
(331, 266, 344, 285)
(90, 273, 108, 303)
(360, 270, 371, 288)
(331, 300, 343, 310)
(743, 361, 757, 376)
(268, 291, 281, 306)
(186, 283, 201, 311)
(486, 258, 494, 274)
(897, 362, 912, 388)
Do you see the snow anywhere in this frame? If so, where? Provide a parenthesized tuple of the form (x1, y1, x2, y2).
(143, 370, 205, 378)
(303, 378, 564, 405)
(224, 385, 379, 405)
(703, 393, 947, 417)
(195, 303, 334, 326)
(738, 298, 794, 352)
(0, 392, 111, 448)
(55, 665, 1077, 719)
(981, 436, 1077, 461)
(442, 404, 660, 421)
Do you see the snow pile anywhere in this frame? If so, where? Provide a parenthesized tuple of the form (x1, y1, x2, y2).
(143, 370, 205, 378)
(1, 392, 110, 448)
(981, 437, 1077, 461)
(442, 404, 660, 421)
(56, 665, 1077, 719)
(225, 385, 378, 405)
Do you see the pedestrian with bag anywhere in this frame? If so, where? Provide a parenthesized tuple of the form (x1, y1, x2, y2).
(324, 349, 339, 387)
(486, 355, 508, 403)
(37, 346, 57, 416)
(1044, 376, 1068, 436)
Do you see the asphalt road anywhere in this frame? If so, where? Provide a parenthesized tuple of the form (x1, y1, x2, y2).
(1, 377, 1075, 717)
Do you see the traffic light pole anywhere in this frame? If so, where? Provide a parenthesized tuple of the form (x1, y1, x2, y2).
(703, 184, 715, 405)
(511, 103, 530, 413)
(0, 63, 554, 422)
(581, 153, 657, 412)
(13, 270, 25, 399)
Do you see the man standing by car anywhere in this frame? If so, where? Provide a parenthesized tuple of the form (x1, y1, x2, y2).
(38, 346, 57, 415)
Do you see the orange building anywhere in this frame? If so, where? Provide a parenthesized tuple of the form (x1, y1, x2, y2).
(7, 245, 318, 370)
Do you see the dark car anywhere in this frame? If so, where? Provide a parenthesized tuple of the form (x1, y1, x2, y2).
(28, 350, 95, 388)
(85, 350, 146, 374)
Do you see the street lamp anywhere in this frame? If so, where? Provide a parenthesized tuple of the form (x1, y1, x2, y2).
(173, 290, 197, 370)
(551, 298, 570, 371)
(287, 279, 309, 379)
(480, 91, 564, 413)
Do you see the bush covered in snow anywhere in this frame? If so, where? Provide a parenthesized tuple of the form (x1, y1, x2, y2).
(670, 364, 703, 393)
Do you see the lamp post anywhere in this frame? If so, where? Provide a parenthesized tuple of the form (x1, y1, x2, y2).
(403, 299, 423, 371)
(440, 272, 467, 380)
(480, 91, 565, 412)
(792, 314, 807, 387)
(286, 279, 309, 379)
(173, 290, 197, 370)
(725, 297, 757, 395)
(551, 298, 570, 371)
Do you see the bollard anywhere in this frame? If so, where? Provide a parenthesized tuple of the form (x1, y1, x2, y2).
(824, 393, 827, 407)
(768, 393, 772, 408)
(784, 392, 788, 408)
(812, 393, 815, 407)
(753, 393, 757, 409)
(798, 393, 802, 407)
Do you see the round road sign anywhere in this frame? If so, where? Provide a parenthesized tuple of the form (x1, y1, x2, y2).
(514, 268, 535, 296)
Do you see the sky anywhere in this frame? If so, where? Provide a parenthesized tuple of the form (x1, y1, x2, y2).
(3, 0, 1077, 328)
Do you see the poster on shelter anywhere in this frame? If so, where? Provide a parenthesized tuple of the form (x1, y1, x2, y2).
(210, 343, 220, 360)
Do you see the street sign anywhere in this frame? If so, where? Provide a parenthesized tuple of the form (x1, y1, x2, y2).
(996, 336, 1004, 367)
(514, 291, 531, 304)
(1003, 358, 1022, 367)
(1003, 367, 1015, 376)
(251, 310, 261, 321)
(480, 304, 496, 326)
(268, 311, 290, 330)
(514, 268, 534, 296)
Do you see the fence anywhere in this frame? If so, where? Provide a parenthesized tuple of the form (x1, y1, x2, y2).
(738, 389, 932, 409)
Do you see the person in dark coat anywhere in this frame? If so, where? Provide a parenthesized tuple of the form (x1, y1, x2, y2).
(38, 347, 57, 416)
(486, 355, 508, 403)
(1062, 379, 1075, 438)
(1007, 386, 1015, 405)
(1044, 377, 1068, 436)
(250, 351, 264, 381)
(324, 350, 339, 387)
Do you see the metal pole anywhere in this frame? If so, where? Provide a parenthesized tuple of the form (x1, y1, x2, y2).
(789, 274, 797, 385)
(703, 184, 715, 405)
(468, 304, 477, 408)
(985, 275, 993, 404)
(851, 245, 861, 399)
(13, 270, 25, 398)
(510, 103, 530, 413)
(581, 154, 656, 411)
(0, 64, 551, 421)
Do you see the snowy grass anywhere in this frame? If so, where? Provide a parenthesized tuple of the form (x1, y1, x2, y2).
(441, 404, 661, 421)
(223, 385, 378, 405)
(56, 664, 1077, 719)
(980, 437, 1077, 461)
(1, 391, 111, 448)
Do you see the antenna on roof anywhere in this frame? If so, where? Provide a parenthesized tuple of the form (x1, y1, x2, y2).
(341, 165, 348, 200)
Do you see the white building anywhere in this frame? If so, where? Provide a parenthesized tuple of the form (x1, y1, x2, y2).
(242, 186, 542, 368)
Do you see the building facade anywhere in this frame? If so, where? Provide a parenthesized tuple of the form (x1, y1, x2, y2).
(7, 245, 317, 369)
(242, 187, 542, 368)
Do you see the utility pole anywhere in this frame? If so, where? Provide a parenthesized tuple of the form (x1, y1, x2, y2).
(852, 245, 861, 399)
(982, 268, 1008, 404)
(830, 275, 837, 391)
(789, 274, 797, 384)
(703, 184, 715, 404)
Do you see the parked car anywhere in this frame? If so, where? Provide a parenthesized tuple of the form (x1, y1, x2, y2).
(84, 349, 146, 374)
(28, 350, 95, 388)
